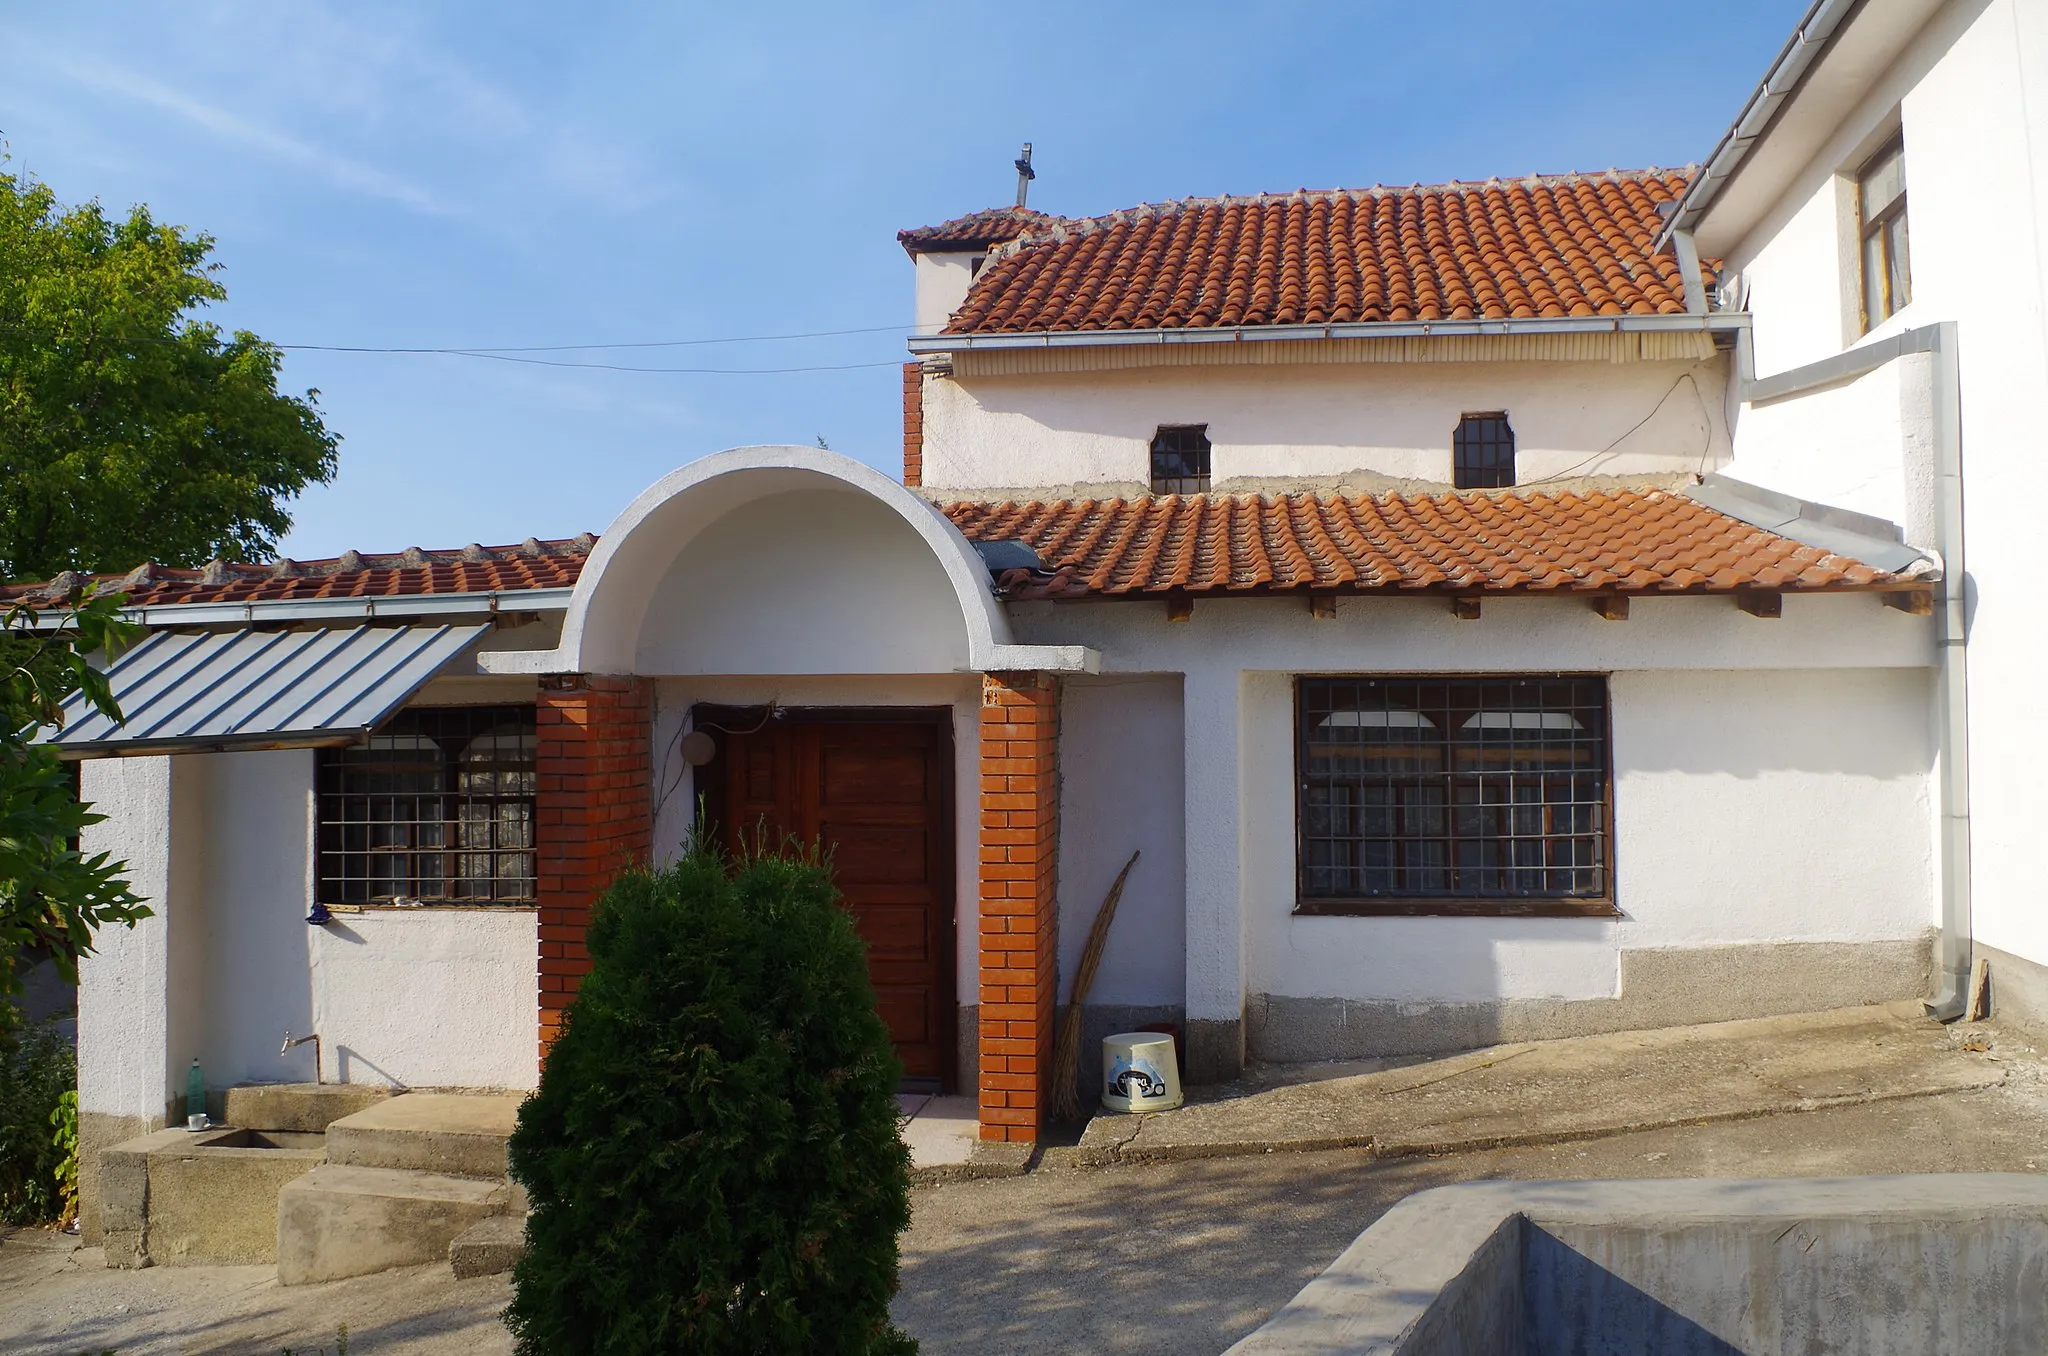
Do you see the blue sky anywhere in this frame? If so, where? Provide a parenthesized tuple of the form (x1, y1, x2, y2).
(3, 2, 1800, 559)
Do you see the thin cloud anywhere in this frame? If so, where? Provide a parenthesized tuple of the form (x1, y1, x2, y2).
(38, 50, 454, 218)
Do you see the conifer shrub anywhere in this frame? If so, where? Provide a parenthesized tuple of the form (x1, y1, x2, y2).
(506, 847, 916, 1355)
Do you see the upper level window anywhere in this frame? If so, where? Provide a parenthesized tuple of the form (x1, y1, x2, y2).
(1453, 413, 1515, 489)
(1150, 424, 1211, 495)
(1858, 135, 1911, 330)
(1297, 676, 1610, 915)
(316, 705, 537, 905)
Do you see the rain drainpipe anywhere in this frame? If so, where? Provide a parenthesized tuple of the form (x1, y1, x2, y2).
(1671, 230, 1710, 315)
(1741, 320, 1971, 1018)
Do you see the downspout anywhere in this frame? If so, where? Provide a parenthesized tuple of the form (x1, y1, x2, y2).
(1735, 320, 1971, 1018)
(1671, 230, 1710, 315)
(1924, 321, 1972, 1020)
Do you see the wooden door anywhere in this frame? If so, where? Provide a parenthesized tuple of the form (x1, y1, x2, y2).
(708, 713, 955, 1089)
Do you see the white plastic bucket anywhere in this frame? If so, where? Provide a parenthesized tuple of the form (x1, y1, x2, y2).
(1101, 1031, 1183, 1113)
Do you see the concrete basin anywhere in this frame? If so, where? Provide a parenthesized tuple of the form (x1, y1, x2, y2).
(101, 1125, 326, 1268)
(1230, 1175, 2048, 1355)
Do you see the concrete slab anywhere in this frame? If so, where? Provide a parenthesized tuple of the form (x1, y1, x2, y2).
(326, 1092, 523, 1180)
(1081, 1005, 2006, 1166)
(276, 1164, 509, 1286)
(448, 1215, 526, 1279)
(1228, 1174, 2048, 1355)
(903, 1095, 976, 1170)
(218, 1082, 397, 1134)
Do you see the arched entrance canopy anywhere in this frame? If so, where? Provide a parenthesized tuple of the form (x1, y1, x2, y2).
(481, 446, 1097, 676)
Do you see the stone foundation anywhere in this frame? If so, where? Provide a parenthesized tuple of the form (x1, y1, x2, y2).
(1249, 936, 1933, 1063)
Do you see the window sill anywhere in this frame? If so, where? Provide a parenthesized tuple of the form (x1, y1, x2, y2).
(319, 902, 540, 915)
(1294, 897, 1620, 919)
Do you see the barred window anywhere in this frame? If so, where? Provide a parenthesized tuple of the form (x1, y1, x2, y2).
(317, 706, 537, 905)
(1297, 677, 1610, 915)
(1150, 424, 1211, 494)
(1454, 413, 1515, 489)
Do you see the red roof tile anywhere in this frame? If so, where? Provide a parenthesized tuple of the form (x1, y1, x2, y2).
(944, 170, 1714, 334)
(942, 489, 1916, 599)
(898, 206, 1066, 255)
(0, 538, 593, 609)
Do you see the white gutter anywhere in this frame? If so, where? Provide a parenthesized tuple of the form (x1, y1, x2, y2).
(1657, 0, 1860, 247)
(908, 313, 1748, 354)
(80, 587, 575, 631)
(1740, 322, 1971, 1019)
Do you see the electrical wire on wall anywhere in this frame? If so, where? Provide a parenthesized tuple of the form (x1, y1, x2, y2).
(1514, 370, 1714, 489)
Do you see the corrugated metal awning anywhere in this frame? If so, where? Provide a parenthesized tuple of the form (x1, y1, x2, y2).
(41, 622, 491, 758)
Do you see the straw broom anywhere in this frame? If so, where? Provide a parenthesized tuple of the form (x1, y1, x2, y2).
(1049, 849, 1141, 1123)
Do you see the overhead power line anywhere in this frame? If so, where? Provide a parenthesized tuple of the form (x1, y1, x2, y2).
(0, 319, 917, 374)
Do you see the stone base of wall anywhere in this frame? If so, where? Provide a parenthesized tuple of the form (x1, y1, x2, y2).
(1978, 943, 2048, 1045)
(1249, 936, 1934, 1064)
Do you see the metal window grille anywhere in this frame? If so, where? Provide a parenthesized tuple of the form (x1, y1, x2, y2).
(1297, 676, 1608, 903)
(316, 705, 537, 905)
(1454, 414, 1516, 489)
(1858, 135, 1911, 331)
(1151, 424, 1212, 494)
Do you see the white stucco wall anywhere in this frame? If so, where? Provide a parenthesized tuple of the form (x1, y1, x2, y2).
(78, 756, 189, 1126)
(637, 488, 970, 675)
(1055, 676, 1186, 1008)
(78, 743, 541, 1119)
(1001, 593, 1937, 1011)
(1239, 665, 1934, 1005)
(920, 356, 1732, 492)
(1720, 0, 2048, 970)
(193, 749, 538, 1091)
(914, 252, 980, 335)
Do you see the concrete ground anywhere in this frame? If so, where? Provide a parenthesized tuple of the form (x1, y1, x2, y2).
(5, 1014, 2041, 1355)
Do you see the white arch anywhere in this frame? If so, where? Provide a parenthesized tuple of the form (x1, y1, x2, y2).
(481, 446, 1096, 676)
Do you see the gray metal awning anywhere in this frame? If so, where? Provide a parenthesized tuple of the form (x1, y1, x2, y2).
(40, 622, 492, 758)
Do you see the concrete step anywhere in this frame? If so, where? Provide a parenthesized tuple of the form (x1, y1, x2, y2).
(325, 1091, 524, 1179)
(449, 1213, 526, 1279)
(277, 1163, 510, 1286)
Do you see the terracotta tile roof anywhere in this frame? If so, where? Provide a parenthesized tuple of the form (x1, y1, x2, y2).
(944, 170, 1715, 334)
(898, 206, 1066, 255)
(942, 489, 1919, 600)
(0, 537, 594, 609)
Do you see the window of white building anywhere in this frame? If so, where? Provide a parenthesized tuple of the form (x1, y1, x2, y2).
(1858, 135, 1911, 331)
(1296, 676, 1611, 916)
(1150, 424, 1211, 495)
(1453, 413, 1516, 489)
(316, 705, 538, 905)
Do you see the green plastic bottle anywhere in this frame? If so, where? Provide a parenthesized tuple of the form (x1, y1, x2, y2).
(186, 1058, 205, 1127)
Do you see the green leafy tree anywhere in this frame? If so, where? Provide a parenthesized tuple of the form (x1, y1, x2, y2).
(507, 848, 916, 1355)
(0, 589, 148, 997)
(0, 164, 338, 581)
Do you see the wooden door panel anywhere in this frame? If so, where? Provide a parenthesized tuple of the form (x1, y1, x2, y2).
(820, 743, 929, 806)
(825, 824, 931, 886)
(846, 904, 931, 960)
(709, 713, 953, 1090)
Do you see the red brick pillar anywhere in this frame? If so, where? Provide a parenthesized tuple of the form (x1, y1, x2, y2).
(978, 672, 1059, 1142)
(535, 675, 653, 1061)
(902, 361, 924, 488)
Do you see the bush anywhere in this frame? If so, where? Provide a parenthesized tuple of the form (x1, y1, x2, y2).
(0, 1010, 75, 1224)
(506, 847, 915, 1355)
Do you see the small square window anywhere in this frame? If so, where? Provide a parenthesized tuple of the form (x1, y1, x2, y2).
(1150, 424, 1211, 495)
(1454, 413, 1515, 489)
(1858, 135, 1911, 331)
